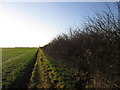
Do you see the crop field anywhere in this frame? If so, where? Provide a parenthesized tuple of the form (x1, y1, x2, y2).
(2, 48, 38, 88)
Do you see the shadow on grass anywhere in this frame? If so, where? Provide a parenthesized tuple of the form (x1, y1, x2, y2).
(2, 50, 38, 89)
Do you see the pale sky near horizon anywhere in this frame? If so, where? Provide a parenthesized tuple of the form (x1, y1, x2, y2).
(0, 2, 117, 47)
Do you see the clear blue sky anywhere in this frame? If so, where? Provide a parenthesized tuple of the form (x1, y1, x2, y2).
(0, 2, 117, 47)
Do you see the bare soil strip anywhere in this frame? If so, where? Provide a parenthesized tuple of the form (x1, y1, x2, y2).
(28, 49, 83, 89)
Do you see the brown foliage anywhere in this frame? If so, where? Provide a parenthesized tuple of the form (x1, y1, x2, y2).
(42, 4, 120, 87)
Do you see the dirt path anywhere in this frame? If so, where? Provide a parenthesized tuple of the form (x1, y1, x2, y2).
(27, 49, 82, 89)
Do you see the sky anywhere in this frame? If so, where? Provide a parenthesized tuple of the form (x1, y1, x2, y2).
(0, 2, 118, 47)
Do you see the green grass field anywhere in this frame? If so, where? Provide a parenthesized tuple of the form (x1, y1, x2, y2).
(2, 48, 38, 88)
